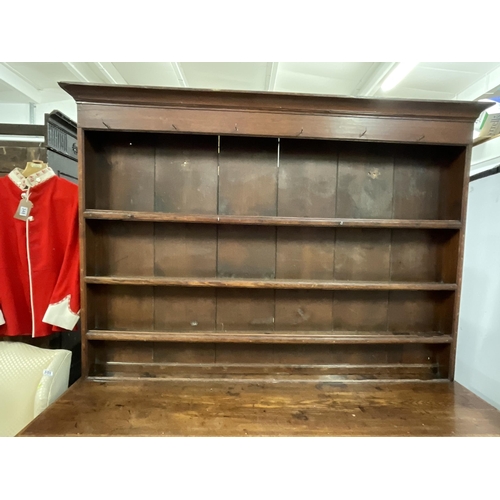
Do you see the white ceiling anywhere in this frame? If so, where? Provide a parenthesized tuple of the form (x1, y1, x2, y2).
(1, 62, 500, 105)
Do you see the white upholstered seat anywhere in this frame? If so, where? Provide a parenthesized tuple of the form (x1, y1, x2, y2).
(0, 342, 71, 437)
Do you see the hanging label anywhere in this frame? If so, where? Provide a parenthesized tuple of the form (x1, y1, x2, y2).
(14, 198, 33, 221)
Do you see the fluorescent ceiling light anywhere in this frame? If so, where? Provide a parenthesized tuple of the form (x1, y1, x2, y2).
(381, 62, 418, 92)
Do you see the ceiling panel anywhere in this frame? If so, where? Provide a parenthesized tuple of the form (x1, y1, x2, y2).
(481, 82, 500, 100)
(180, 62, 268, 90)
(419, 62, 500, 75)
(0, 78, 33, 103)
(112, 62, 178, 87)
(398, 66, 490, 94)
(275, 62, 373, 95)
(6, 62, 90, 89)
(275, 72, 355, 95)
(278, 62, 372, 81)
(377, 86, 456, 100)
(0, 80, 12, 92)
(0, 91, 32, 103)
(2, 62, 500, 107)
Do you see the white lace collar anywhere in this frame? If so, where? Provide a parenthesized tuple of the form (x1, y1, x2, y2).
(8, 166, 56, 190)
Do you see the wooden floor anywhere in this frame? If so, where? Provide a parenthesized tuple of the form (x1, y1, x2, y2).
(19, 378, 500, 436)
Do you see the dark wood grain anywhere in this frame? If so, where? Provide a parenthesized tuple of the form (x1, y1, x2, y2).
(86, 340, 448, 380)
(333, 291, 389, 332)
(336, 143, 394, 219)
(18, 379, 500, 436)
(154, 223, 217, 277)
(86, 330, 453, 344)
(219, 136, 278, 216)
(88, 285, 154, 331)
(154, 288, 216, 332)
(76, 104, 475, 145)
(90, 362, 441, 380)
(334, 229, 391, 281)
(84, 276, 458, 290)
(276, 227, 335, 280)
(217, 225, 276, 279)
(78, 128, 90, 376)
(439, 228, 460, 285)
(86, 284, 103, 331)
(84, 219, 98, 277)
(214, 343, 276, 364)
(278, 139, 337, 217)
(94, 341, 154, 364)
(275, 290, 334, 331)
(390, 230, 449, 283)
(205, 343, 435, 368)
(216, 289, 275, 331)
(439, 148, 467, 220)
(89, 220, 154, 276)
(436, 292, 455, 336)
(153, 342, 216, 364)
(449, 145, 473, 379)
(83, 210, 462, 229)
(393, 145, 442, 220)
(155, 134, 218, 214)
(87, 132, 155, 211)
(82, 133, 98, 211)
(388, 291, 448, 333)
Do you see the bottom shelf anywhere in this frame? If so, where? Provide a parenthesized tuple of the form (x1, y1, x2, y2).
(88, 334, 451, 381)
(92, 362, 442, 381)
(86, 330, 453, 344)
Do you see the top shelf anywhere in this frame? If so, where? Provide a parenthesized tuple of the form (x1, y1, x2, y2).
(84, 210, 462, 229)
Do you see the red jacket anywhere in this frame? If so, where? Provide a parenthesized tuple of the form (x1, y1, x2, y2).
(0, 167, 80, 337)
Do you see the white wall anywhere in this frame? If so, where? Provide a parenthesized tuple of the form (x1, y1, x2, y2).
(0, 99, 76, 142)
(0, 99, 76, 126)
(0, 103, 30, 123)
(34, 100, 77, 123)
(471, 135, 500, 175)
(455, 145, 500, 409)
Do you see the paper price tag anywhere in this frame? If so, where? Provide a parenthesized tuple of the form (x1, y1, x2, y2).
(14, 199, 33, 221)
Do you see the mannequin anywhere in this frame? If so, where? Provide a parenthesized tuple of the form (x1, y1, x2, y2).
(21, 160, 47, 178)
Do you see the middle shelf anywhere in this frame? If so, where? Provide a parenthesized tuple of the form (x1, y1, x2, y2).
(85, 220, 460, 285)
(86, 330, 453, 344)
(84, 210, 462, 229)
(86, 285, 455, 338)
(84, 276, 457, 290)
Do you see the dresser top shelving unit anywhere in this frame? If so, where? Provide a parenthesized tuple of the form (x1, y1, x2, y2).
(60, 82, 488, 383)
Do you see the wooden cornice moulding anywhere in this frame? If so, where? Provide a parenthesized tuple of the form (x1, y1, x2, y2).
(58, 82, 490, 123)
